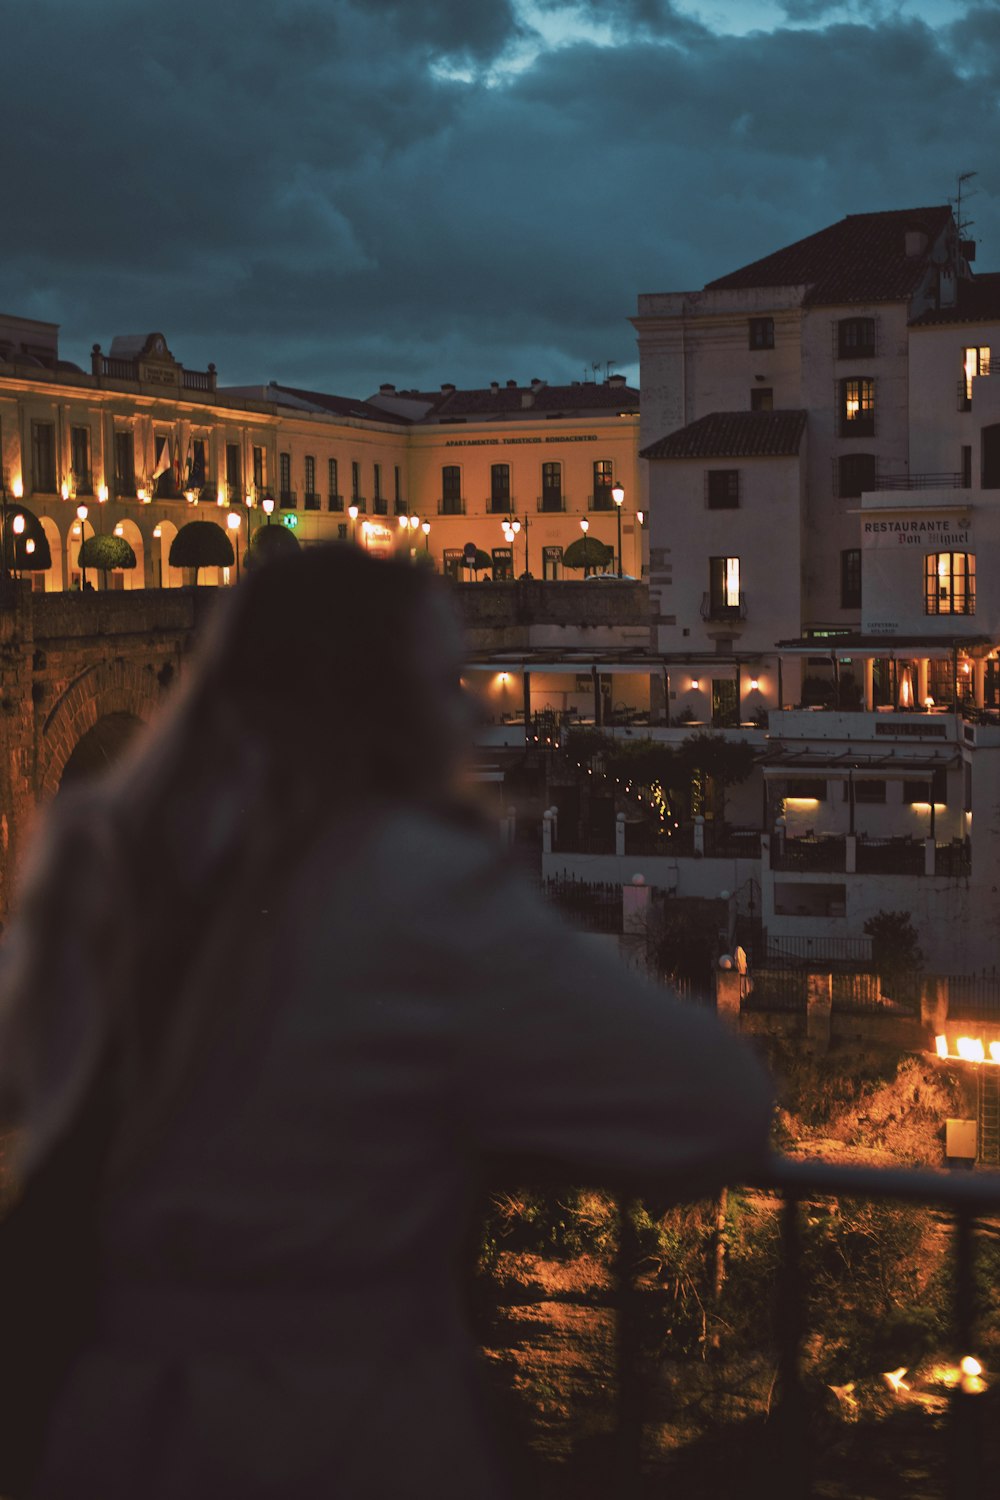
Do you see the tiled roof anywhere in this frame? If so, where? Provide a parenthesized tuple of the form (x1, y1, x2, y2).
(641, 409, 807, 460)
(705, 206, 953, 305)
(271, 384, 412, 425)
(910, 272, 1000, 327)
(371, 381, 639, 421)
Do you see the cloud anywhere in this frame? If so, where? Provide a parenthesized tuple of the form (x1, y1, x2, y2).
(0, 0, 995, 397)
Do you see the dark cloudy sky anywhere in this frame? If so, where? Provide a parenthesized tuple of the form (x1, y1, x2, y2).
(5, 0, 995, 396)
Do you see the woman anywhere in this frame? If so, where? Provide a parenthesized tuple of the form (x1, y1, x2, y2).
(0, 545, 771, 1499)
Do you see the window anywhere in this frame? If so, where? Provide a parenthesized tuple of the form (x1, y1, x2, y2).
(707, 555, 742, 617)
(304, 456, 320, 510)
(31, 421, 56, 494)
(843, 779, 886, 804)
(224, 443, 241, 503)
(492, 547, 514, 581)
(962, 346, 990, 407)
(188, 438, 207, 489)
(838, 452, 877, 499)
(489, 463, 510, 513)
(328, 458, 342, 510)
(279, 451, 293, 506)
(592, 459, 613, 510)
(351, 461, 359, 499)
(441, 465, 463, 514)
(838, 317, 876, 359)
(253, 446, 264, 489)
(840, 549, 861, 609)
(903, 769, 947, 805)
(750, 387, 773, 411)
(962, 445, 972, 489)
(749, 317, 774, 350)
(372, 464, 386, 514)
(707, 470, 740, 509)
(68, 426, 92, 494)
(840, 377, 875, 436)
(925, 552, 975, 615)
(394, 466, 403, 514)
(113, 430, 135, 495)
(543, 545, 563, 581)
(983, 424, 1000, 489)
(541, 461, 562, 512)
(155, 435, 176, 498)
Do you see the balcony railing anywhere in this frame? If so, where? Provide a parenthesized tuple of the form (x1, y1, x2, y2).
(478, 1156, 1000, 1499)
(278, 489, 297, 508)
(486, 495, 514, 513)
(701, 591, 747, 622)
(772, 835, 846, 872)
(328, 493, 344, 512)
(372, 496, 388, 515)
(537, 494, 565, 513)
(70, 469, 93, 496)
(303, 491, 322, 511)
(589, 490, 614, 511)
(439, 497, 466, 515)
(181, 367, 215, 392)
(874, 472, 965, 490)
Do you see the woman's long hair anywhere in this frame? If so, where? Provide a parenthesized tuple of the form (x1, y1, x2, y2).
(10, 547, 463, 1166)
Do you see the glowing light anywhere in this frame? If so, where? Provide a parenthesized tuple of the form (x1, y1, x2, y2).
(636, 510, 644, 525)
(409, 514, 419, 530)
(11, 478, 23, 500)
(883, 1368, 909, 1395)
(217, 488, 226, 506)
(97, 484, 109, 504)
(397, 515, 408, 529)
(497, 672, 510, 686)
(961, 1356, 986, 1394)
(113, 523, 124, 537)
(348, 504, 359, 521)
(137, 486, 150, 504)
(75, 503, 88, 522)
(421, 521, 430, 536)
(924, 696, 934, 709)
(990, 1042, 1000, 1065)
(611, 481, 625, 507)
(750, 678, 760, 691)
(11, 515, 24, 535)
(785, 797, 820, 808)
(71, 523, 80, 537)
(956, 1037, 986, 1063)
(226, 510, 241, 531)
(25, 538, 34, 555)
(152, 525, 162, 539)
(184, 489, 197, 505)
(580, 518, 589, 533)
(690, 678, 699, 690)
(60, 480, 70, 501)
(961, 660, 972, 676)
(935, 1035, 949, 1059)
(262, 495, 275, 516)
(245, 492, 254, 508)
(961, 1356, 982, 1377)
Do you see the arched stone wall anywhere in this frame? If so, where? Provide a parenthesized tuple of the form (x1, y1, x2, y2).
(37, 657, 161, 800)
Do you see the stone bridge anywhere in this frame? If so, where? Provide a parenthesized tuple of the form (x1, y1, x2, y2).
(0, 588, 217, 916)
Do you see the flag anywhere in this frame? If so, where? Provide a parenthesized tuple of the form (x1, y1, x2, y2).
(152, 437, 172, 480)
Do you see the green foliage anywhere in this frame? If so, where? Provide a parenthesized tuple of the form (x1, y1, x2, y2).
(245, 521, 300, 568)
(78, 533, 137, 572)
(863, 910, 924, 988)
(652, 897, 722, 987)
(169, 520, 234, 581)
(561, 536, 615, 571)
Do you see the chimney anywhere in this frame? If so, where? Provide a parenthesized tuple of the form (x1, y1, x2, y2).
(506, 379, 518, 389)
(379, 382, 396, 393)
(607, 373, 626, 388)
(905, 229, 928, 257)
(961, 239, 977, 263)
(490, 382, 499, 394)
(441, 382, 456, 393)
(530, 377, 545, 389)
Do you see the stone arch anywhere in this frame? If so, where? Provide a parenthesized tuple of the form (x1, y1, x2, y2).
(154, 518, 185, 588)
(37, 658, 162, 801)
(68, 514, 95, 590)
(111, 516, 145, 591)
(38, 516, 63, 592)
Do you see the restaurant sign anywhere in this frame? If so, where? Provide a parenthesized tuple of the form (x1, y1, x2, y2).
(862, 514, 972, 549)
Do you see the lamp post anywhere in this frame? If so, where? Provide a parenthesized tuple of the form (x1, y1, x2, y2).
(227, 508, 242, 582)
(635, 508, 644, 578)
(502, 513, 529, 577)
(262, 494, 275, 526)
(11, 514, 24, 584)
(348, 503, 359, 543)
(421, 519, 430, 554)
(611, 479, 625, 577)
(152, 523, 163, 588)
(76, 503, 89, 590)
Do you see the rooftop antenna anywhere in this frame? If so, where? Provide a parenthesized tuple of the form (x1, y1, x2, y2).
(606, 360, 618, 382)
(951, 170, 978, 240)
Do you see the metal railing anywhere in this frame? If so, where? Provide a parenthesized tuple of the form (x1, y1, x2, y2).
(479, 1156, 1000, 1498)
(771, 836, 846, 872)
(700, 591, 747, 622)
(537, 494, 566, 512)
(874, 471, 966, 490)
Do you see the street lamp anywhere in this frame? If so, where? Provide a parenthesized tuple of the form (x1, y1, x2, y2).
(502, 513, 529, 577)
(421, 519, 430, 553)
(635, 508, 645, 577)
(348, 503, 359, 542)
(262, 494, 275, 525)
(611, 479, 625, 577)
(227, 508, 242, 581)
(76, 503, 89, 590)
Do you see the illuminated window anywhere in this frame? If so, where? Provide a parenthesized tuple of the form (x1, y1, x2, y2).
(840, 548, 861, 609)
(441, 465, 463, 514)
(707, 470, 740, 509)
(838, 453, 876, 499)
(750, 387, 773, 411)
(592, 460, 614, 510)
(707, 555, 742, 617)
(962, 346, 990, 408)
(925, 552, 975, 615)
(840, 377, 875, 436)
(748, 317, 774, 350)
(489, 464, 510, 513)
(838, 317, 876, 359)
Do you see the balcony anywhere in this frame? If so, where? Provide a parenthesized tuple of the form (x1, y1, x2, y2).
(303, 491, 322, 511)
(439, 497, 466, 515)
(873, 472, 966, 490)
(589, 490, 614, 511)
(328, 493, 344, 512)
(71, 469, 93, 497)
(477, 1156, 1000, 1498)
(701, 591, 747, 622)
(537, 493, 566, 513)
(486, 496, 514, 514)
(372, 496, 388, 516)
(279, 489, 297, 509)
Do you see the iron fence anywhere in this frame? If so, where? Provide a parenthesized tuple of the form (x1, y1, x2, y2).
(771, 837, 846, 873)
(478, 1156, 1000, 1499)
(542, 875, 623, 934)
(944, 974, 1000, 1020)
(855, 836, 925, 875)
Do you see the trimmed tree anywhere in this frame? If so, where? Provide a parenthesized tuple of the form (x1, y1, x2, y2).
(245, 522, 300, 569)
(562, 536, 615, 576)
(676, 732, 758, 822)
(169, 520, 234, 585)
(78, 533, 137, 589)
